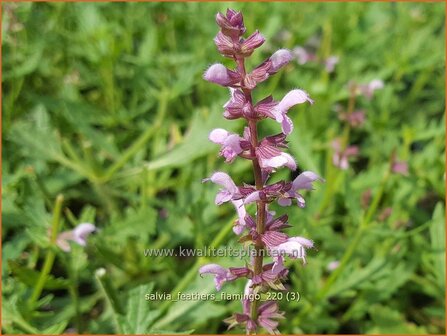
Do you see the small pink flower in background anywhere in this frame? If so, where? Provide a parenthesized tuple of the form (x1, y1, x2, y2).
(327, 260, 340, 271)
(56, 223, 97, 252)
(331, 138, 359, 170)
(378, 207, 393, 221)
(324, 55, 339, 73)
(361, 189, 372, 209)
(292, 46, 316, 65)
(353, 79, 384, 99)
(391, 159, 409, 176)
(339, 109, 366, 127)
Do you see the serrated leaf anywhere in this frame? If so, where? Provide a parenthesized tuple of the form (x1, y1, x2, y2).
(117, 283, 160, 334)
(8, 260, 70, 289)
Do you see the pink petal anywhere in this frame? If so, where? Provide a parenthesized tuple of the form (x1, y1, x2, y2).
(203, 63, 239, 86)
(277, 89, 314, 113)
(215, 190, 233, 205)
(262, 155, 288, 168)
(205, 172, 238, 195)
(208, 128, 230, 144)
(271, 255, 285, 274)
(199, 263, 227, 276)
(288, 236, 314, 248)
(269, 49, 293, 73)
(292, 171, 323, 191)
(277, 197, 292, 207)
(72, 223, 96, 245)
(281, 153, 297, 170)
(281, 115, 294, 135)
(224, 134, 243, 154)
(231, 199, 247, 226)
(244, 191, 261, 204)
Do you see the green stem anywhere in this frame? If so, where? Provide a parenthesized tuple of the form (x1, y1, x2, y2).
(238, 55, 266, 325)
(95, 268, 124, 333)
(28, 194, 64, 308)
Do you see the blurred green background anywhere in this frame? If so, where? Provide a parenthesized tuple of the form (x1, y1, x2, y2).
(2, 1, 445, 334)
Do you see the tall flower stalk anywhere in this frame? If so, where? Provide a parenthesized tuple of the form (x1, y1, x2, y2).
(199, 9, 323, 334)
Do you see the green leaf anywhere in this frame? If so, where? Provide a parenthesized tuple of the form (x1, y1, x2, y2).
(117, 283, 160, 334)
(366, 304, 428, 334)
(429, 202, 446, 290)
(142, 107, 239, 171)
(8, 260, 70, 290)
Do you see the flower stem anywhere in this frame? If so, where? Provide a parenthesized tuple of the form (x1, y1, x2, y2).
(236, 54, 266, 327)
(28, 194, 64, 308)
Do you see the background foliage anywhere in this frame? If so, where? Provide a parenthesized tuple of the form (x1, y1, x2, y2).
(2, 1, 445, 334)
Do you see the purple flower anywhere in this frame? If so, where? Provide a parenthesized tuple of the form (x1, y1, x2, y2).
(356, 79, 384, 99)
(214, 31, 236, 57)
(203, 172, 240, 205)
(209, 128, 249, 162)
(243, 171, 323, 207)
(339, 109, 366, 127)
(324, 55, 339, 73)
(269, 49, 293, 73)
(271, 89, 314, 134)
(256, 134, 296, 171)
(56, 223, 97, 252)
(243, 50, 293, 89)
(292, 46, 316, 65)
(251, 261, 289, 288)
(202, 8, 320, 333)
(216, 9, 246, 38)
(223, 88, 258, 119)
(244, 61, 272, 89)
(240, 30, 265, 56)
(199, 264, 238, 290)
(225, 280, 257, 333)
(391, 153, 409, 176)
(270, 236, 314, 270)
(327, 260, 340, 271)
(260, 230, 289, 249)
(257, 301, 285, 334)
(332, 138, 359, 170)
(265, 214, 291, 231)
(231, 199, 247, 235)
(203, 63, 241, 87)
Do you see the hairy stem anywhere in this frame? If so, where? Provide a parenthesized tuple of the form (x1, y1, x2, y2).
(235, 57, 266, 327)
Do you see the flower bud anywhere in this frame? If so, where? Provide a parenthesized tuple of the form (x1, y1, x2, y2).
(216, 9, 246, 38)
(240, 30, 265, 56)
(269, 49, 293, 73)
(203, 63, 241, 87)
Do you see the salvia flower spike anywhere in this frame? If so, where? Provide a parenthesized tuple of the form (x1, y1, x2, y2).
(200, 8, 323, 334)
